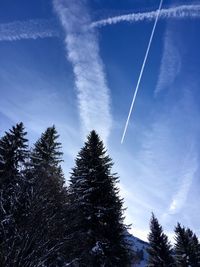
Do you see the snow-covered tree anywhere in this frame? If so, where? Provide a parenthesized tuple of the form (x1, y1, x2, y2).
(0, 122, 28, 183)
(174, 223, 200, 267)
(0, 123, 29, 266)
(30, 125, 63, 183)
(0, 125, 68, 267)
(147, 213, 175, 267)
(24, 126, 68, 266)
(68, 130, 131, 266)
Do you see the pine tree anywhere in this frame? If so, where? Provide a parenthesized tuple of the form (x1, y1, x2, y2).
(174, 223, 200, 267)
(190, 232, 200, 266)
(0, 125, 68, 267)
(30, 125, 63, 181)
(147, 213, 175, 267)
(68, 130, 131, 266)
(0, 123, 29, 266)
(0, 122, 28, 184)
(23, 125, 68, 266)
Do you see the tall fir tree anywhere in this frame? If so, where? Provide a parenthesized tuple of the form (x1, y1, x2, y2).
(0, 122, 29, 266)
(174, 223, 200, 267)
(189, 232, 200, 266)
(147, 213, 175, 267)
(0, 125, 68, 267)
(68, 130, 131, 267)
(0, 122, 28, 184)
(24, 125, 68, 266)
(30, 125, 63, 182)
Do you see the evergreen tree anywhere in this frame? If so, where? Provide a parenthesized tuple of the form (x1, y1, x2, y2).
(189, 232, 200, 266)
(0, 125, 68, 267)
(147, 213, 175, 267)
(174, 223, 200, 267)
(0, 122, 28, 183)
(30, 125, 63, 183)
(0, 123, 29, 266)
(25, 126, 68, 266)
(68, 130, 131, 266)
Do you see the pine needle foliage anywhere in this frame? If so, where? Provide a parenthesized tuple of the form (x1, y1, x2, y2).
(0, 122, 28, 183)
(147, 213, 175, 267)
(174, 223, 200, 267)
(68, 130, 131, 266)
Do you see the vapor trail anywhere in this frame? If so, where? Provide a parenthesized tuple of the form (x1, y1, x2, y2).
(53, 0, 112, 143)
(155, 28, 181, 95)
(91, 4, 200, 28)
(0, 19, 59, 41)
(121, 0, 163, 144)
(166, 145, 197, 217)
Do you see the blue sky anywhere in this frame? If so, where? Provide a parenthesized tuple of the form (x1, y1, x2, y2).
(0, 0, 200, 241)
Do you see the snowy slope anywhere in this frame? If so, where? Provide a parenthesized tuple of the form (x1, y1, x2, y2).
(126, 233, 149, 267)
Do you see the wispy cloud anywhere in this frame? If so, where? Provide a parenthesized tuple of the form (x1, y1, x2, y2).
(140, 86, 199, 223)
(155, 28, 181, 94)
(162, 147, 197, 226)
(138, 18, 199, 223)
(168, 163, 197, 215)
(0, 18, 59, 41)
(53, 0, 112, 142)
(1, 4, 200, 44)
(91, 4, 200, 28)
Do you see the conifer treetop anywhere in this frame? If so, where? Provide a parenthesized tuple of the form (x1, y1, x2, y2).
(0, 122, 28, 180)
(148, 213, 175, 267)
(69, 130, 131, 266)
(31, 125, 63, 168)
(174, 223, 200, 267)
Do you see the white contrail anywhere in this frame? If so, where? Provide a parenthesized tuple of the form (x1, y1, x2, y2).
(166, 147, 197, 217)
(53, 0, 112, 143)
(1, 4, 200, 42)
(155, 28, 181, 95)
(2, 4, 200, 42)
(0, 19, 59, 41)
(91, 4, 200, 28)
(121, 0, 163, 144)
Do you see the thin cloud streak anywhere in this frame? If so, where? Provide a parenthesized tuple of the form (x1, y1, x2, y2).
(136, 83, 200, 226)
(91, 5, 200, 28)
(155, 28, 181, 95)
(0, 19, 59, 41)
(53, 0, 112, 142)
(162, 149, 197, 224)
(121, 0, 163, 144)
(2, 4, 200, 43)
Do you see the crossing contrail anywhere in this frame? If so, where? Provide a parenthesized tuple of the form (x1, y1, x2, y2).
(121, 0, 164, 144)
(91, 4, 200, 28)
(53, 0, 112, 143)
(0, 19, 59, 41)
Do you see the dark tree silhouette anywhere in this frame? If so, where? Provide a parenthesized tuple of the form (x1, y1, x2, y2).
(68, 130, 131, 266)
(147, 213, 175, 267)
(174, 223, 200, 267)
